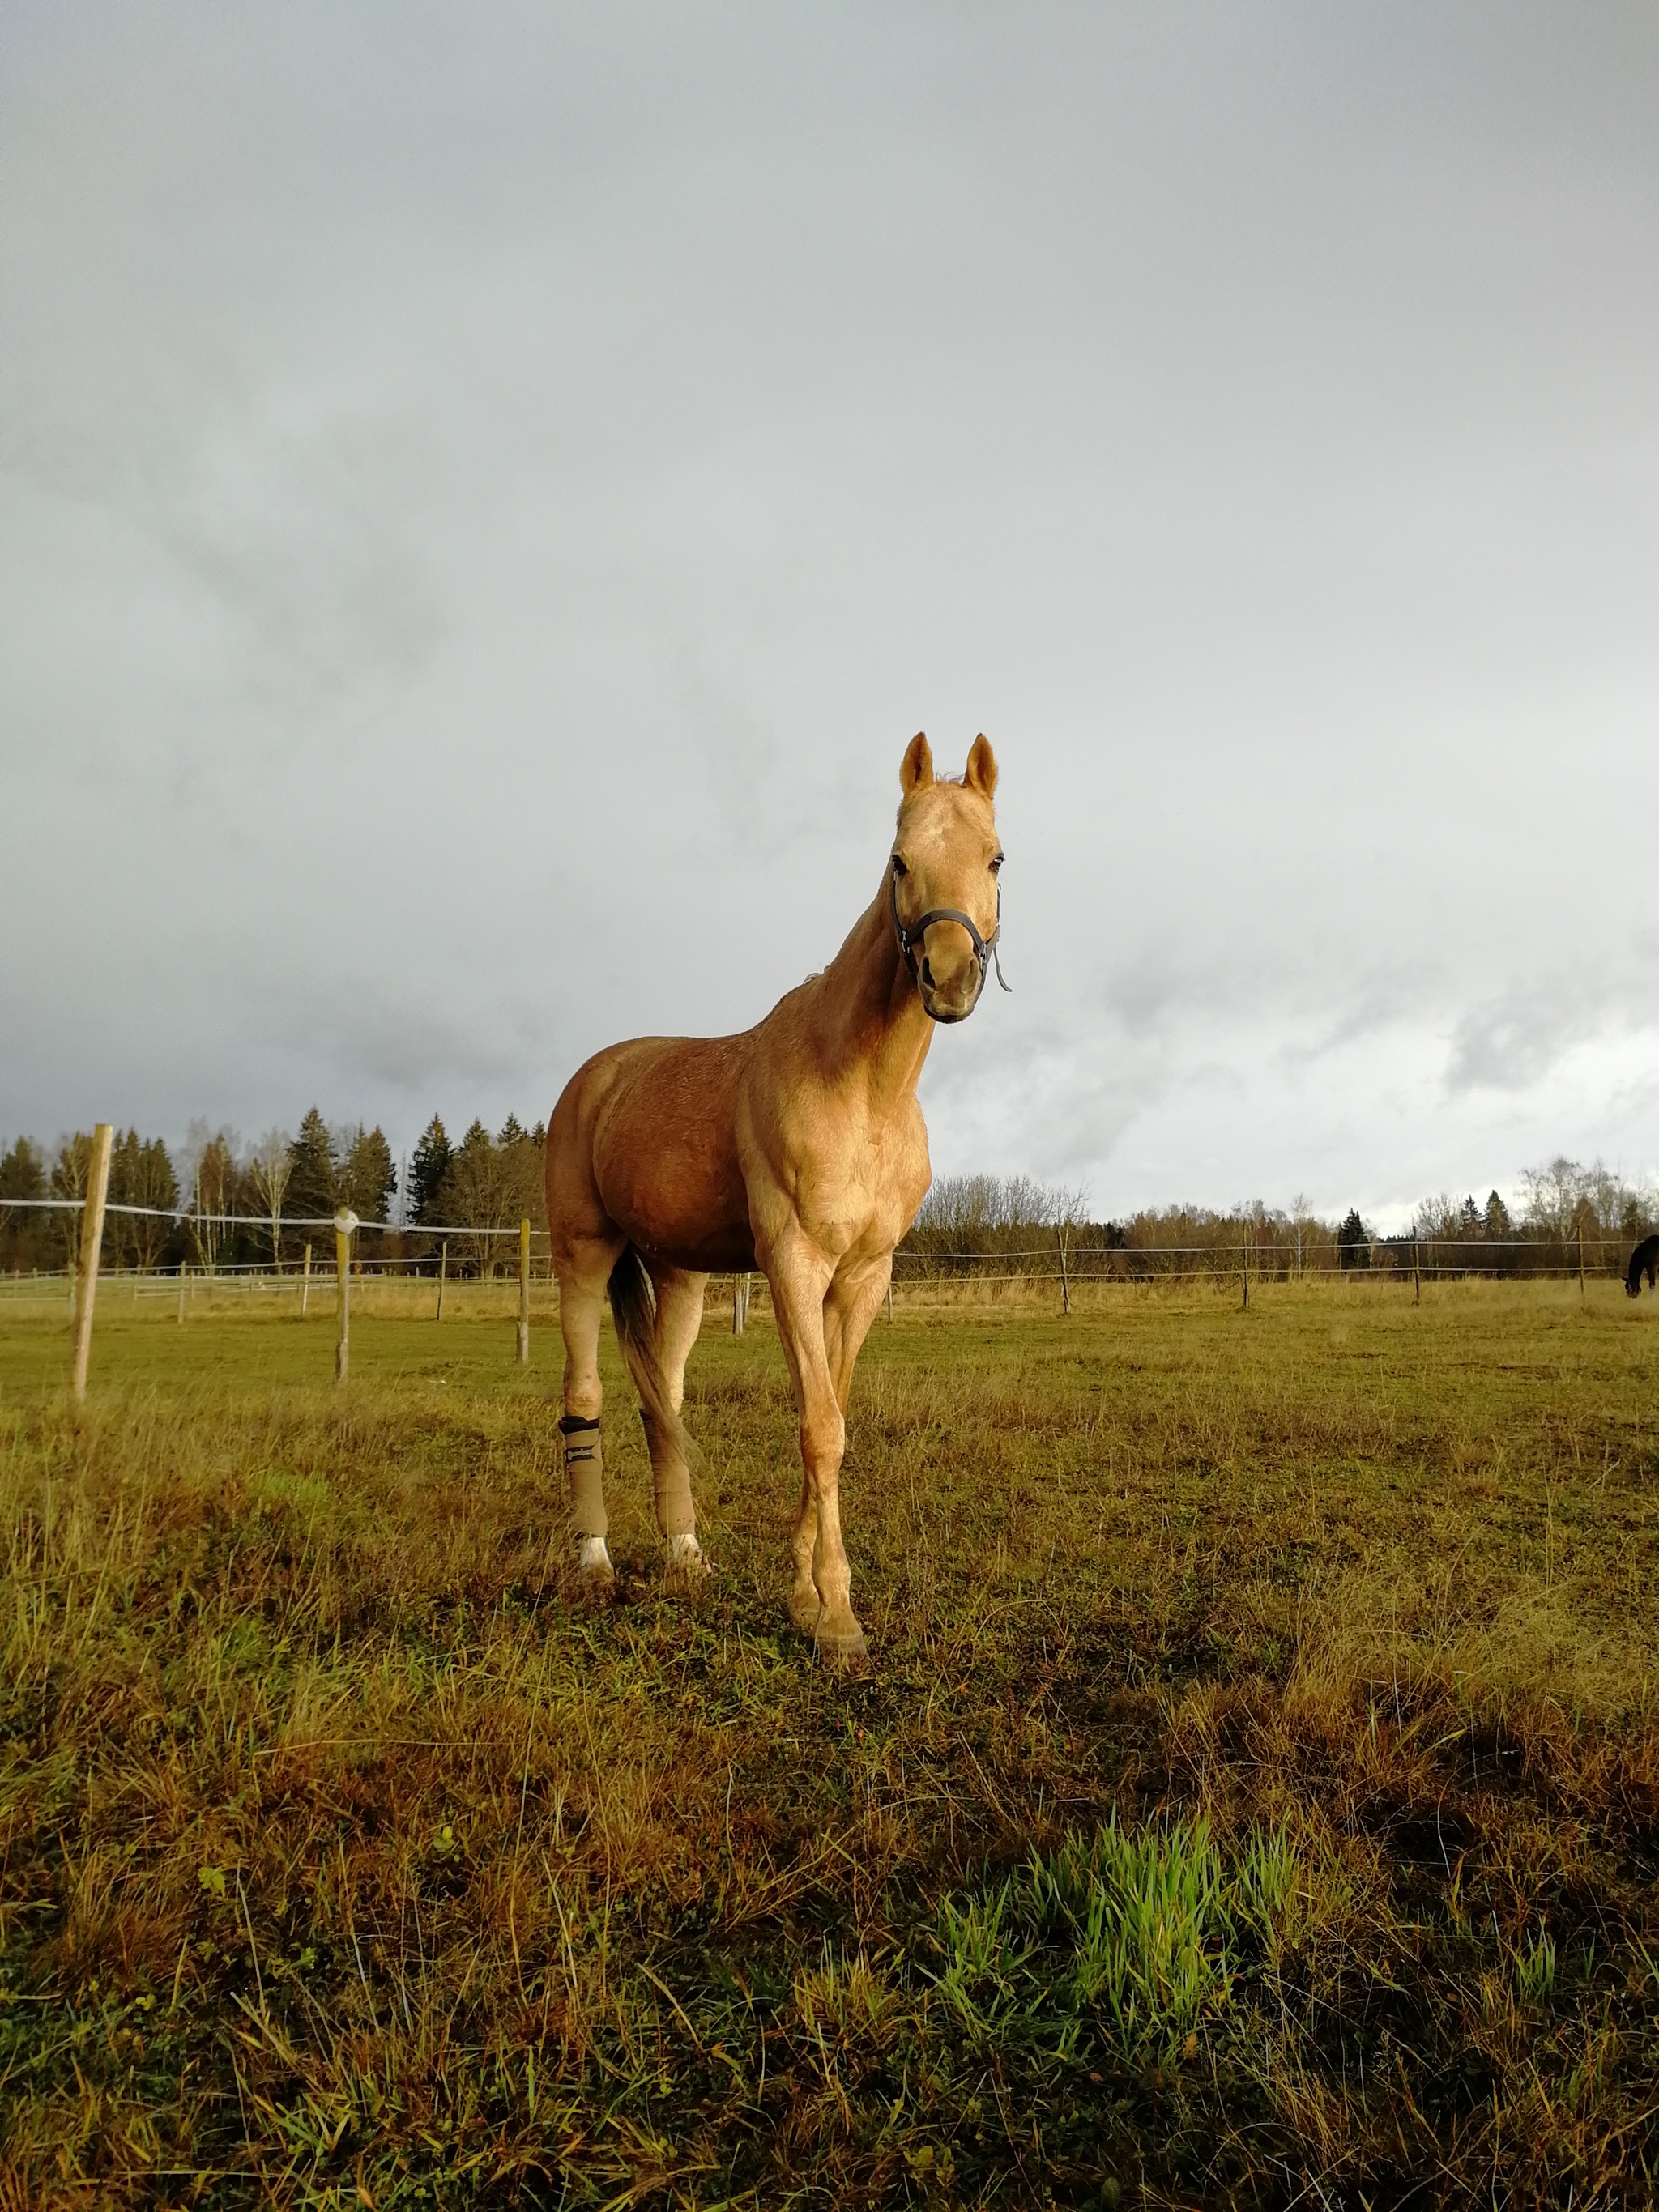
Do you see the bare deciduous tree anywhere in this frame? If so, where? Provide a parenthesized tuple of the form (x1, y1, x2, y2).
(248, 1129, 294, 1269)
(182, 1124, 239, 1273)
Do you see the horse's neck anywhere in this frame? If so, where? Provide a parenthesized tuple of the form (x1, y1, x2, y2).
(808, 883, 933, 1117)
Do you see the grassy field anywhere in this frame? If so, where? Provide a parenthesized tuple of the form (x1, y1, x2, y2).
(2, 1281, 1657, 2208)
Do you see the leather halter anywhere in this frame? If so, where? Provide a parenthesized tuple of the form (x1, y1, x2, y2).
(889, 863, 1012, 995)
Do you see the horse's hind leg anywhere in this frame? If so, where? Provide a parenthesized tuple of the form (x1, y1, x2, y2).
(642, 1264, 711, 1580)
(556, 1238, 622, 1583)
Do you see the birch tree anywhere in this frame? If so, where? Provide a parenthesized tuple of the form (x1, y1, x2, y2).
(248, 1129, 295, 1269)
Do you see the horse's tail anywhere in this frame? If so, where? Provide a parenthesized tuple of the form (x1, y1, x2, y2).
(607, 1244, 700, 1468)
(1627, 1234, 1659, 1298)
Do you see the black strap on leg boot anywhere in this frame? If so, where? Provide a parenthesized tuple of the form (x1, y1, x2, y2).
(559, 1413, 607, 1545)
(557, 1413, 601, 1465)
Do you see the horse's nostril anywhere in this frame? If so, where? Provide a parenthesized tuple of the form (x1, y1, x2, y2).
(921, 957, 934, 990)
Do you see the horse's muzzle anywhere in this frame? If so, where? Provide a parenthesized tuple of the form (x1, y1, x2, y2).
(919, 957, 983, 1025)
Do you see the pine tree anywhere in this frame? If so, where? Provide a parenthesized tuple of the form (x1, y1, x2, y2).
(440, 1121, 514, 1276)
(1485, 1191, 1512, 1240)
(339, 1127, 396, 1225)
(285, 1109, 336, 1224)
(0, 1137, 49, 1270)
(409, 1116, 452, 1226)
(1337, 1208, 1370, 1270)
(0, 1137, 45, 1203)
(109, 1130, 180, 1269)
(497, 1115, 547, 1240)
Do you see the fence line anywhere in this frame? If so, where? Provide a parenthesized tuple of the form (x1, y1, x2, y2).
(2, 1242, 1636, 1293)
(6, 1193, 1638, 1268)
(2, 1171, 548, 1393)
(5, 1164, 1648, 1398)
(0, 1195, 531, 1237)
(893, 1238, 1633, 1278)
(1, 1240, 1636, 1379)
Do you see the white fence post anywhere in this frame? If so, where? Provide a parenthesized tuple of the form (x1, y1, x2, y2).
(517, 1217, 531, 1364)
(335, 1210, 358, 1383)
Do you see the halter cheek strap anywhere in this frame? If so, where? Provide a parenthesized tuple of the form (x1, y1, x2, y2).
(890, 867, 1012, 993)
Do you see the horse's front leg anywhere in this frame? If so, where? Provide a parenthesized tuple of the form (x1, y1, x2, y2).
(762, 1230, 864, 1660)
(823, 1252, 893, 1412)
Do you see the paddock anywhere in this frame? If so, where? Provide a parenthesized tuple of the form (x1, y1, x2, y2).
(1, 1282, 1655, 2206)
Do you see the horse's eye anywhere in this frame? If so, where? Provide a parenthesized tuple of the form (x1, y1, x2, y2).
(990, 855, 1004, 874)
(891, 855, 908, 877)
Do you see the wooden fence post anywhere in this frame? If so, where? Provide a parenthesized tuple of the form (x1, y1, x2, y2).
(1413, 1238, 1421, 1306)
(887, 1278, 894, 1324)
(732, 1273, 744, 1333)
(301, 1242, 313, 1319)
(177, 1265, 187, 1325)
(1057, 1226, 1071, 1316)
(1241, 1226, 1249, 1311)
(517, 1218, 531, 1364)
(437, 1240, 447, 1322)
(335, 1210, 358, 1383)
(1578, 1222, 1586, 1301)
(70, 1123, 113, 1401)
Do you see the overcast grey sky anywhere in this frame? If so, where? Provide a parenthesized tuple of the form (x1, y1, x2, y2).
(3, 4, 1657, 1226)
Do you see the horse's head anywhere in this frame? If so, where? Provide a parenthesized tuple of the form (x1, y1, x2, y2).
(891, 733, 1004, 1024)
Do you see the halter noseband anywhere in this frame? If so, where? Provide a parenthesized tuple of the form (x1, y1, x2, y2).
(889, 864, 1012, 995)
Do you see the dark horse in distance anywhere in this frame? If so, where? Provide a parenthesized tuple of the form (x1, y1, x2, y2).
(1626, 1234, 1659, 1298)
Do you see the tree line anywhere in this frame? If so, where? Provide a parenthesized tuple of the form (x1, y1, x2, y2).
(3, 1127, 1651, 1284)
(900, 1161, 1656, 1281)
(0, 1112, 550, 1278)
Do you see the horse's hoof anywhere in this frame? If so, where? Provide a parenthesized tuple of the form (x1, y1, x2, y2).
(812, 1622, 869, 1667)
(571, 1533, 617, 1605)
(663, 1536, 711, 1595)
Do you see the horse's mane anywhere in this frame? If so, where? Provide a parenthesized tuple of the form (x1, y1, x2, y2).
(1626, 1234, 1659, 1297)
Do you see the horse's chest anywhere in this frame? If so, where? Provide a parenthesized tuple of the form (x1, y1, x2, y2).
(791, 1108, 925, 1255)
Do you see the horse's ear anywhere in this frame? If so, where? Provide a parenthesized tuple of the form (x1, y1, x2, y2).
(964, 734, 998, 799)
(900, 732, 934, 795)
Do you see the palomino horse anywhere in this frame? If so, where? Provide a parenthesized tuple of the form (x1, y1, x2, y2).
(544, 733, 1005, 1659)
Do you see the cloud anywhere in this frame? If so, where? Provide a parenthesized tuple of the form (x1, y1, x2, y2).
(3, 5, 1659, 1216)
(1445, 984, 1589, 1094)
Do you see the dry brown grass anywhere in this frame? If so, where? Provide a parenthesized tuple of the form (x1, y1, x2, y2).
(0, 1280, 1656, 2206)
